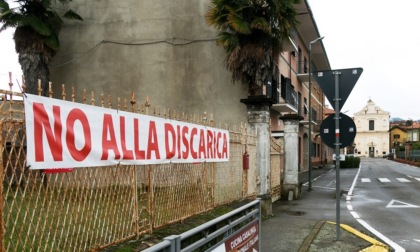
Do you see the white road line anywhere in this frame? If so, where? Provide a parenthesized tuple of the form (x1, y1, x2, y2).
(378, 178, 391, 182)
(346, 202, 353, 211)
(361, 178, 371, 182)
(357, 219, 405, 252)
(350, 211, 360, 219)
(396, 178, 410, 182)
(415, 178, 420, 182)
(348, 164, 405, 252)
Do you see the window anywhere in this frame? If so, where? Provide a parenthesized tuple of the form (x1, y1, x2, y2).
(394, 134, 400, 139)
(369, 120, 374, 131)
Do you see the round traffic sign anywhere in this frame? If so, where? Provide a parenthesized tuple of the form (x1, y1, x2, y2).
(320, 113, 356, 149)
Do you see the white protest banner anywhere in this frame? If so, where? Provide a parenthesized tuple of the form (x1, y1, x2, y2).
(24, 94, 229, 169)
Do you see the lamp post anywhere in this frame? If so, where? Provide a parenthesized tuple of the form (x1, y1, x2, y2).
(308, 36, 324, 191)
(407, 118, 413, 160)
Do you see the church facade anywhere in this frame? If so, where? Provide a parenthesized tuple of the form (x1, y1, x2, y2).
(353, 99, 390, 157)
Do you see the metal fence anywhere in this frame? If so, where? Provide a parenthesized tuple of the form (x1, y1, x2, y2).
(0, 80, 283, 251)
(396, 149, 420, 160)
(142, 199, 261, 252)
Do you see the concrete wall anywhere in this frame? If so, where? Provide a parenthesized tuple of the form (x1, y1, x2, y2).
(50, 0, 248, 124)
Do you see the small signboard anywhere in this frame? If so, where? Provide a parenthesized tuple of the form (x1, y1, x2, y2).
(333, 154, 345, 161)
(212, 219, 259, 252)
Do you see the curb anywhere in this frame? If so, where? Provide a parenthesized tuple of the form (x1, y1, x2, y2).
(327, 221, 389, 252)
(298, 221, 325, 252)
(299, 221, 390, 252)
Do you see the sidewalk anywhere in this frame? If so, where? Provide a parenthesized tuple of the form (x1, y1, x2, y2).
(262, 166, 389, 252)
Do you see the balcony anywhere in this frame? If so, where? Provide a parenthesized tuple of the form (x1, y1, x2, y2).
(312, 120, 323, 134)
(296, 61, 320, 83)
(271, 78, 298, 114)
(300, 108, 319, 127)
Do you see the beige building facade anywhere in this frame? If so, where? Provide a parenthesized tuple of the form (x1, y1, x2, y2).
(50, 0, 333, 189)
(353, 99, 390, 157)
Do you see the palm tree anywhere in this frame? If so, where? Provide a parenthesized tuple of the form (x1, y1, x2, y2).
(206, 0, 299, 95)
(0, 0, 82, 95)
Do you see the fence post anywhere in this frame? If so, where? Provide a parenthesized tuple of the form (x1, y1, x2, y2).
(163, 235, 181, 252)
(0, 121, 4, 252)
(133, 165, 139, 238)
(148, 165, 153, 232)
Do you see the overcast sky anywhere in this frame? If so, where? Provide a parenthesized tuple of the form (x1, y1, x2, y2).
(1, 1, 419, 120)
(309, 0, 420, 120)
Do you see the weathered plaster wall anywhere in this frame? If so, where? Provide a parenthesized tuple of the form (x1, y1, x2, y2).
(50, 0, 248, 124)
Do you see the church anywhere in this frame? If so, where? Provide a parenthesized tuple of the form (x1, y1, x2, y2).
(353, 99, 390, 157)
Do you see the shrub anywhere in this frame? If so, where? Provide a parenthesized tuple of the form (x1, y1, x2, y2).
(340, 156, 361, 168)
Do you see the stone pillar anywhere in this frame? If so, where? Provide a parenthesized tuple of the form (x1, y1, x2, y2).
(241, 96, 273, 217)
(280, 114, 303, 200)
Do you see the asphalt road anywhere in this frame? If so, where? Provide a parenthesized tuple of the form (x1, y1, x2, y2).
(350, 158, 420, 251)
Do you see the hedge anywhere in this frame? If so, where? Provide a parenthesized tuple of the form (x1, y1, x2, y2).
(340, 156, 361, 168)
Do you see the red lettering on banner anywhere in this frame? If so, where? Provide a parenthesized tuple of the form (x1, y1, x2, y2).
(134, 118, 145, 160)
(217, 132, 222, 158)
(213, 132, 217, 158)
(164, 123, 176, 159)
(190, 128, 198, 159)
(101, 114, 121, 160)
(182, 126, 189, 159)
(120, 116, 134, 160)
(222, 133, 228, 158)
(66, 108, 91, 161)
(177, 125, 181, 159)
(33, 103, 63, 162)
(198, 129, 206, 158)
(147, 121, 160, 159)
(207, 130, 214, 159)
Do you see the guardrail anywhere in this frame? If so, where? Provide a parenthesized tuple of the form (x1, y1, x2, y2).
(142, 199, 261, 252)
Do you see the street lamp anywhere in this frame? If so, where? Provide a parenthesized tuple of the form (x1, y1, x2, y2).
(409, 118, 414, 159)
(308, 36, 324, 191)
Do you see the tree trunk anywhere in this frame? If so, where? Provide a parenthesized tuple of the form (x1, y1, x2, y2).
(19, 52, 50, 96)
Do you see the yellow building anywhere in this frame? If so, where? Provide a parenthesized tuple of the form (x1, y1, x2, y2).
(389, 126, 407, 153)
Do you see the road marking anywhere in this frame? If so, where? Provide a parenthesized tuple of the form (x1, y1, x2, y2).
(386, 200, 420, 208)
(348, 164, 405, 252)
(415, 178, 420, 182)
(378, 178, 391, 182)
(350, 211, 360, 219)
(396, 178, 410, 182)
(361, 178, 371, 182)
(357, 219, 405, 252)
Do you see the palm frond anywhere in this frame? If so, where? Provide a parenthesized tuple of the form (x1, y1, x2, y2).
(217, 32, 239, 52)
(0, 0, 10, 11)
(250, 17, 270, 33)
(227, 11, 251, 34)
(0, 11, 22, 31)
(44, 34, 60, 51)
(207, 0, 300, 94)
(64, 9, 83, 21)
(24, 15, 53, 36)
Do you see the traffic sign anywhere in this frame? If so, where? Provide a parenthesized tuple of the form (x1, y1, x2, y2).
(320, 113, 356, 149)
(314, 68, 363, 111)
